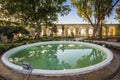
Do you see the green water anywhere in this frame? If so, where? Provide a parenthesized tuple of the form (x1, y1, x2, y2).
(9, 43, 107, 70)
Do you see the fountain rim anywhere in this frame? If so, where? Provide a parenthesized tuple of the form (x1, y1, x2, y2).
(1, 41, 113, 76)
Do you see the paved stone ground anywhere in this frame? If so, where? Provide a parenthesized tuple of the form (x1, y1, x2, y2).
(110, 49, 120, 80)
(0, 48, 120, 80)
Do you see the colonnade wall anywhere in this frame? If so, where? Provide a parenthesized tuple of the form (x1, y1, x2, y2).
(29, 24, 120, 38)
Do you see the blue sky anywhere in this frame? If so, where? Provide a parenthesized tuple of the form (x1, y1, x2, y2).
(57, 0, 119, 24)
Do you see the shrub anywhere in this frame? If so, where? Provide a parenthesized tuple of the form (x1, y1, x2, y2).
(0, 44, 8, 53)
(0, 43, 22, 54)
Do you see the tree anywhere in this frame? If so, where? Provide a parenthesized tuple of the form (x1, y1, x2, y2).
(0, 1, 22, 26)
(71, 0, 120, 39)
(116, 3, 120, 37)
(1, 0, 70, 39)
(116, 2, 120, 22)
(51, 24, 58, 37)
(0, 26, 14, 40)
(0, 26, 29, 41)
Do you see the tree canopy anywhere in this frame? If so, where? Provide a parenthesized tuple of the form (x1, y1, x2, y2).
(0, 0, 70, 39)
(71, 0, 120, 38)
(0, 26, 29, 40)
(116, 2, 120, 23)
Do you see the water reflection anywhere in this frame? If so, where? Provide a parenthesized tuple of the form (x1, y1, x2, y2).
(75, 49, 106, 68)
(9, 43, 107, 70)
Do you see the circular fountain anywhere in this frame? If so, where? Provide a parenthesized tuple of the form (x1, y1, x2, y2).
(1, 41, 113, 76)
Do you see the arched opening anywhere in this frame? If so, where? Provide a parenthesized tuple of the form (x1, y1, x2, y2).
(88, 28, 93, 37)
(80, 28, 86, 37)
(70, 27, 75, 37)
(68, 29, 71, 36)
(58, 29, 62, 36)
(108, 27, 116, 37)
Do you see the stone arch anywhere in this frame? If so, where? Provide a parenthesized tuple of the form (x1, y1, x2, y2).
(80, 27, 87, 37)
(67, 27, 71, 36)
(69, 27, 75, 37)
(108, 26, 116, 37)
(88, 27, 93, 37)
(57, 28, 62, 36)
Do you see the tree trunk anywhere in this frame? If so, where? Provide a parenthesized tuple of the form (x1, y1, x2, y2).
(62, 25, 64, 40)
(43, 27, 47, 36)
(98, 25, 102, 39)
(99, 20, 103, 39)
(36, 25, 41, 39)
(92, 26, 98, 38)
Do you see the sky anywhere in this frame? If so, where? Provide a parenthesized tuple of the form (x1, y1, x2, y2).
(57, 0, 119, 24)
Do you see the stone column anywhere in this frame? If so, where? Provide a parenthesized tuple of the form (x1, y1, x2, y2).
(70, 27, 74, 38)
(43, 27, 47, 36)
(65, 26, 68, 37)
(104, 26, 107, 38)
(117, 24, 120, 36)
(106, 25, 109, 37)
(76, 25, 79, 38)
(79, 27, 81, 38)
(86, 26, 89, 38)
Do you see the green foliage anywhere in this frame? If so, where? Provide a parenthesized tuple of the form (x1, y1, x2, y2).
(66, 36, 74, 40)
(71, 0, 116, 21)
(51, 24, 58, 36)
(116, 3, 120, 22)
(0, 26, 14, 39)
(0, 44, 21, 54)
(1, 0, 71, 39)
(71, 0, 119, 38)
(0, 26, 29, 40)
(0, 44, 9, 53)
(12, 27, 29, 35)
